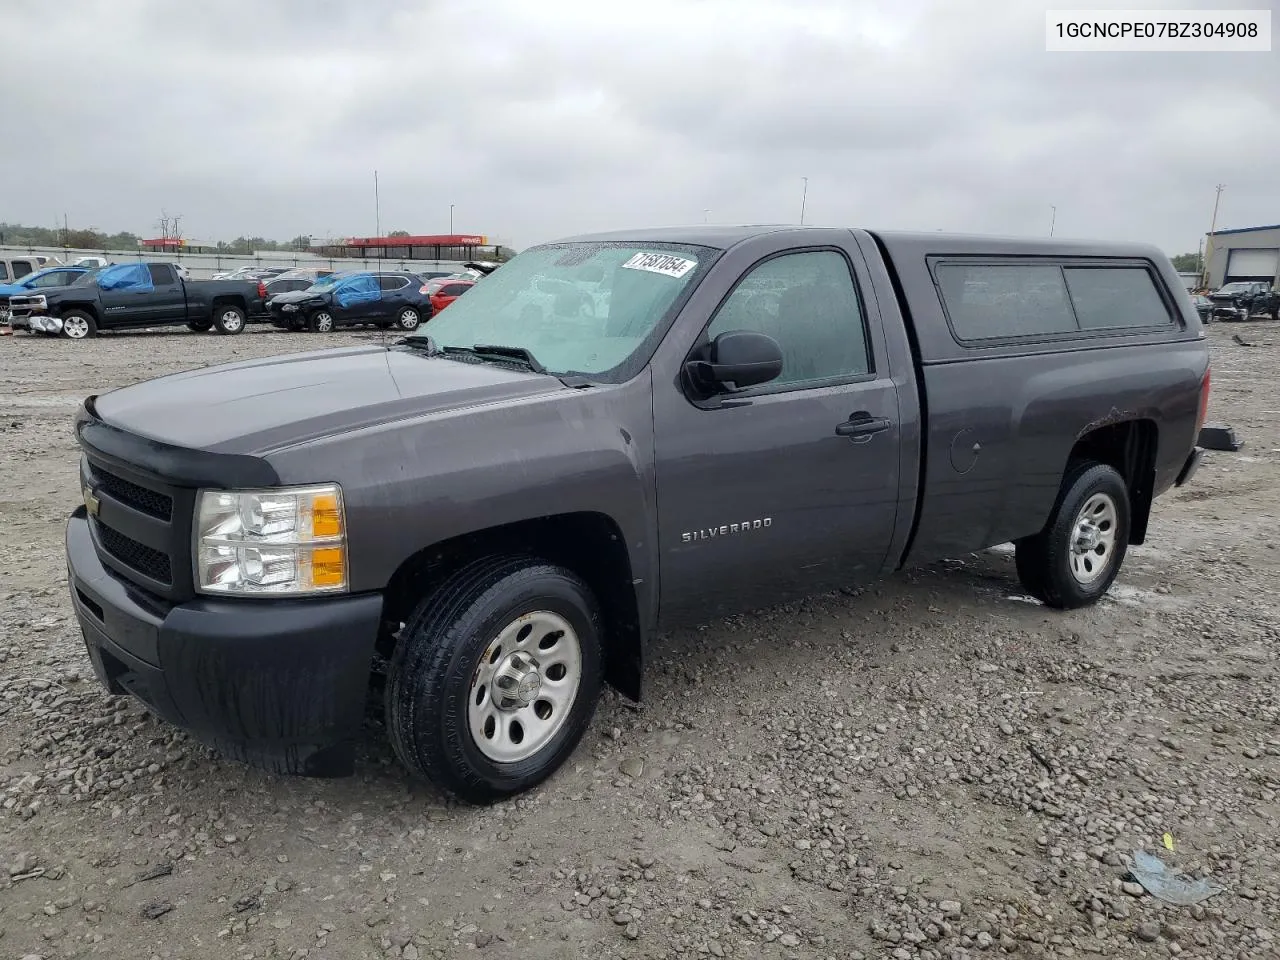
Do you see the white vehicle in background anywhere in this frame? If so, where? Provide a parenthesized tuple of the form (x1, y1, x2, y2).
(72, 256, 109, 269)
(0, 256, 53, 282)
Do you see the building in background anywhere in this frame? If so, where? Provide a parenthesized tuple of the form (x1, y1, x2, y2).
(313, 234, 501, 262)
(140, 237, 220, 254)
(1205, 224, 1280, 289)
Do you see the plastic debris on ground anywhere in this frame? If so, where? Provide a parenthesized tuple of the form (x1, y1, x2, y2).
(1127, 849, 1226, 906)
(1198, 423, 1244, 452)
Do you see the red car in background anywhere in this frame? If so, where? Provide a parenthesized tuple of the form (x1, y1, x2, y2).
(422, 277, 475, 314)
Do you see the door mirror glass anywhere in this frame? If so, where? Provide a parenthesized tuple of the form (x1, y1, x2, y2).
(686, 329, 783, 393)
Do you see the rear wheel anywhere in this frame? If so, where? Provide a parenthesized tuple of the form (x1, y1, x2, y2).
(385, 556, 604, 804)
(396, 307, 421, 331)
(310, 309, 335, 333)
(60, 310, 97, 340)
(212, 305, 246, 335)
(1015, 462, 1129, 609)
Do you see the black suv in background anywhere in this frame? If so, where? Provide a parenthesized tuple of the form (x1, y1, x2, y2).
(267, 271, 432, 332)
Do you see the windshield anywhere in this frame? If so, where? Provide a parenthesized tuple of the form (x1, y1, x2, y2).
(408, 241, 710, 376)
(1218, 282, 1260, 293)
(71, 268, 104, 286)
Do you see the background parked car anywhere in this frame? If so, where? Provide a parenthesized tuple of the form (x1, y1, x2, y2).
(0, 265, 92, 329)
(424, 277, 475, 313)
(267, 270, 431, 332)
(1, 256, 47, 282)
(212, 265, 288, 281)
(1190, 294, 1214, 323)
(1208, 280, 1279, 321)
(255, 274, 318, 321)
(265, 275, 316, 298)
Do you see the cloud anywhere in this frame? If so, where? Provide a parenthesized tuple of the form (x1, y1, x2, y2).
(3, 0, 1275, 253)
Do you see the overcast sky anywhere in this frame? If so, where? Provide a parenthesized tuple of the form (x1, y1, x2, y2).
(5, 0, 1276, 253)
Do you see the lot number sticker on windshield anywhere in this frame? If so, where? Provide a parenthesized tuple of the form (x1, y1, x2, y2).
(621, 252, 697, 279)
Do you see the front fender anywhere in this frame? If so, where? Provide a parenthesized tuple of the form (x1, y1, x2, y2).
(55, 299, 100, 318)
(263, 372, 660, 636)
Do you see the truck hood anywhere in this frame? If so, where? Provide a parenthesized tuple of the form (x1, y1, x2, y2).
(3, 280, 81, 299)
(90, 344, 566, 456)
(270, 289, 327, 305)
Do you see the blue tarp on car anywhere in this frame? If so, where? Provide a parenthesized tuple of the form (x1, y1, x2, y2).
(334, 274, 379, 308)
(96, 263, 154, 292)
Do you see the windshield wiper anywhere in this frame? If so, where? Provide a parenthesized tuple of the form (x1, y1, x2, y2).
(442, 343, 546, 374)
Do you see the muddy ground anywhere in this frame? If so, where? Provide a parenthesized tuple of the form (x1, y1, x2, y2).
(0, 323, 1277, 960)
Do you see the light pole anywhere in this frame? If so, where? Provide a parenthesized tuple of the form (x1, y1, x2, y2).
(449, 204, 455, 235)
(1202, 183, 1225, 289)
(374, 170, 381, 237)
(1049, 205, 1056, 237)
(800, 177, 808, 226)
(703, 209, 710, 223)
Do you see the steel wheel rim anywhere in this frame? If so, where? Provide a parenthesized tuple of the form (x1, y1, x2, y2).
(64, 316, 89, 339)
(220, 310, 243, 332)
(1070, 492, 1118, 584)
(315, 313, 333, 332)
(468, 610, 582, 764)
(399, 309, 419, 330)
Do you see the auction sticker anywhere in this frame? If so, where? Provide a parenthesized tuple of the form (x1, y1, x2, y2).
(621, 252, 697, 279)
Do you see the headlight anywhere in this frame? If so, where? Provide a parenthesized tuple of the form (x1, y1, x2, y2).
(195, 484, 347, 596)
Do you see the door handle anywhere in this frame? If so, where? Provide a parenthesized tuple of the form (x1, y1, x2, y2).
(835, 413, 892, 439)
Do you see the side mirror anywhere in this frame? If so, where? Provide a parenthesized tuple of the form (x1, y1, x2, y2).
(685, 330, 783, 393)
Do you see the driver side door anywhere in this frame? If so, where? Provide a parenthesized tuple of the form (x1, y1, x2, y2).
(653, 242, 903, 627)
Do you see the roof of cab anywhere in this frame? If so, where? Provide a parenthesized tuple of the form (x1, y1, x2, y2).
(551, 224, 1167, 261)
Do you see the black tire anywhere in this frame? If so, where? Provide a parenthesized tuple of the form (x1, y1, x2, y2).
(212, 304, 246, 335)
(186, 319, 213, 332)
(1015, 462, 1130, 609)
(385, 556, 604, 804)
(309, 309, 336, 333)
(396, 307, 421, 331)
(60, 310, 97, 340)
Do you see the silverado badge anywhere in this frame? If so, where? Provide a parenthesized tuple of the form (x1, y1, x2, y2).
(681, 517, 772, 543)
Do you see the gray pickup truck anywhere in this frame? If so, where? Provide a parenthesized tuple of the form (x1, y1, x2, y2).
(64, 226, 1209, 803)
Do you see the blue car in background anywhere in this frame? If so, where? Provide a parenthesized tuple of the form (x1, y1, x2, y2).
(0, 265, 92, 329)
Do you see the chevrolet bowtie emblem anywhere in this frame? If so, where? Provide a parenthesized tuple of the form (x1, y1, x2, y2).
(83, 484, 100, 517)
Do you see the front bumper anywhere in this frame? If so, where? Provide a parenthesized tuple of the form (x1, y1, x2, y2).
(268, 303, 306, 328)
(66, 507, 383, 776)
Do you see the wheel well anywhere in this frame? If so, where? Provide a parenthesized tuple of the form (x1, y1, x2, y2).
(1068, 420, 1158, 544)
(379, 513, 643, 700)
(211, 296, 246, 312)
(59, 302, 98, 319)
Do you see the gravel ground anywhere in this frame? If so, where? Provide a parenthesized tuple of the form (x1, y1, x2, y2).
(1, 323, 1277, 960)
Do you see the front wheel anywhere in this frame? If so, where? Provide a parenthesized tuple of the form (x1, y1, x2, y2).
(213, 305, 246, 335)
(1015, 462, 1130, 609)
(310, 309, 335, 333)
(60, 310, 97, 340)
(396, 307, 422, 331)
(385, 557, 604, 804)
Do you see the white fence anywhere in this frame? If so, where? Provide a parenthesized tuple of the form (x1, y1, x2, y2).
(2, 244, 475, 280)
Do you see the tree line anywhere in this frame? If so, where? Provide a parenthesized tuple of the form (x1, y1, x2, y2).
(0, 223, 514, 260)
